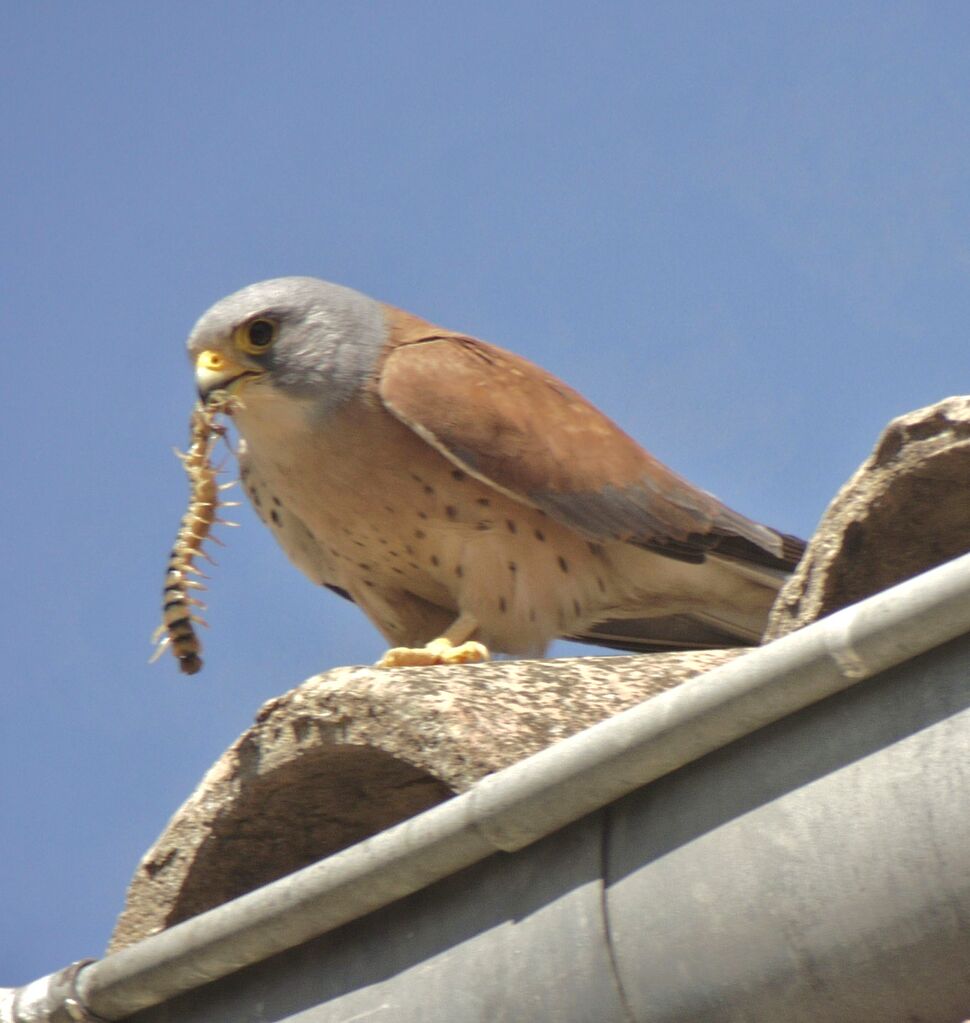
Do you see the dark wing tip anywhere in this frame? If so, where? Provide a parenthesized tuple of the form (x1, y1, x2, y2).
(779, 531, 808, 568)
(706, 527, 806, 572)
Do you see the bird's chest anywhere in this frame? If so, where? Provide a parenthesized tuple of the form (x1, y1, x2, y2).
(237, 396, 420, 519)
(233, 395, 498, 600)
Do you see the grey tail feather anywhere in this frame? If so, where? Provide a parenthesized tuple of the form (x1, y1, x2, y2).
(567, 612, 762, 653)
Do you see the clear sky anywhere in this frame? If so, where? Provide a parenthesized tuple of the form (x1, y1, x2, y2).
(3, 1, 968, 982)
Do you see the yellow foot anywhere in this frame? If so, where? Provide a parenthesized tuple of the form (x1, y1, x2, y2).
(377, 637, 491, 668)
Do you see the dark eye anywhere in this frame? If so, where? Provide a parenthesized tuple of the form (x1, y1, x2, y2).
(233, 317, 278, 355)
(246, 319, 276, 349)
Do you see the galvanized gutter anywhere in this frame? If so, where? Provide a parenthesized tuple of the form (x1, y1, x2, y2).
(4, 550, 970, 1022)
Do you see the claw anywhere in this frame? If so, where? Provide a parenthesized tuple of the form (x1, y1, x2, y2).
(377, 637, 490, 668)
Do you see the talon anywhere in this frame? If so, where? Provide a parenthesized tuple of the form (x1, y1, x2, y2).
(377, 637, 490, 668)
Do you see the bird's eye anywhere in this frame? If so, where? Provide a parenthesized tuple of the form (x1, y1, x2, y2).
(236, 318, 277, 354)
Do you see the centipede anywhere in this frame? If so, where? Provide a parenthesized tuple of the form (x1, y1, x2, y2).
(151, 391, 240, 674)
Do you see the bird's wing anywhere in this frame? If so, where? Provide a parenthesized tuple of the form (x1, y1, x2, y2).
(377, 335, 802, 569)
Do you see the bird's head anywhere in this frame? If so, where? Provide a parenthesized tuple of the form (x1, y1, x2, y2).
(187, 277, 387, 417)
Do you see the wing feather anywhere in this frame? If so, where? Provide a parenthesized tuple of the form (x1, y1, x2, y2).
(378, 334, 801, 570)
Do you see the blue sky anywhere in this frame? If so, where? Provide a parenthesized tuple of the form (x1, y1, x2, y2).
(3, 1, 968, 982)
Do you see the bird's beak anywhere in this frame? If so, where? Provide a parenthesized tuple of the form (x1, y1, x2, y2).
(194, 350, 259, 400)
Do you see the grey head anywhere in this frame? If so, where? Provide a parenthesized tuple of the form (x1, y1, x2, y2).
(187, 277, 388, 415)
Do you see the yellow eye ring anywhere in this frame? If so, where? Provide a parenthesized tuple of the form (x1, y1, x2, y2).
(234, 317, 277, 355)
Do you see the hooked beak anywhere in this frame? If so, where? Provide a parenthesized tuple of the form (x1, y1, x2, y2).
(194, 350, 261, 400)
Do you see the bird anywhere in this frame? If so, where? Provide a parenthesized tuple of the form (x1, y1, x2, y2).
(187, 277, 804, 668)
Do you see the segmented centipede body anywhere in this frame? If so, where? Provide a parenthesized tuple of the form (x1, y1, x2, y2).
(152, 392, 239, 674)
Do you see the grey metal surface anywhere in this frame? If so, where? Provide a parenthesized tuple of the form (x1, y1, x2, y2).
(127, 812, 631, 1023)
(123, 633, 970, 1023)
(607, 632, 970, 1023)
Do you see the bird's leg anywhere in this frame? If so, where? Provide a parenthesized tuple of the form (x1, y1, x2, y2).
(376, 612, 490, 668)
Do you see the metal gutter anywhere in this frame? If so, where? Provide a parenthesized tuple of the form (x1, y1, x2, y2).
(4, 550, 970, 1022)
